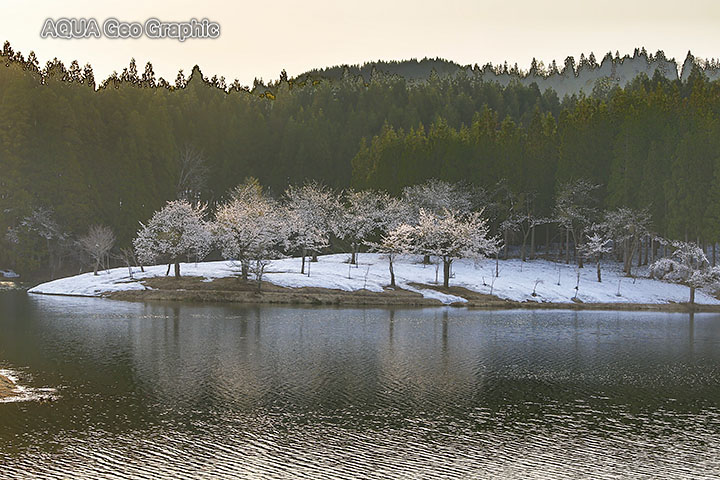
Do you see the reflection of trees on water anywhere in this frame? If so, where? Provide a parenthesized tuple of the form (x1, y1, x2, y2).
(688, 312, 694, 358)
(14, 296, 720, 427)
(125, 305, 496, 414)
(120, 306, 720, 418)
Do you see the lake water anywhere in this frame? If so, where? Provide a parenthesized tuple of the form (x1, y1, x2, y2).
(1, 290, 719, 479)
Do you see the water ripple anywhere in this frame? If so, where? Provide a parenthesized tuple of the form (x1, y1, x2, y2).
(1, 295, 720, 478)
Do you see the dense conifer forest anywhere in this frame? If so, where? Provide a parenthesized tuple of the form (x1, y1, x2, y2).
(2, 40, 720, 277)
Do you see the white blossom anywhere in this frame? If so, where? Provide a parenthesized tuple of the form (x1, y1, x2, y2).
(7, 206, 65, 244)
(401, 179, 472, 223)
(214, 179, 287, 284)
(133, 200, 212, 277)
(579, 232, 611, 260)
(649, 240, 712, 302)
(367, 223, 415, 287)
(335, 189, 389, 263)
(283, 182, 339, 274)
(412, 208, 499, 287)
(578, 230, 612, 282)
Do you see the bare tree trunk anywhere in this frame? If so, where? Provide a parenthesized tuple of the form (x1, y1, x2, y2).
(389, 258, 395, 287)
(166, 263, 171, 276)
(597, 260, 602, 282)
(689, 286, 696, 304)
(650, 237, 655, 264)
(623, 239, 629, 275)
(301, 248, 307, 274)
(503, 230, 509, 259)
(574, 229, 583, 268)
(47, 238, 54, 280)
(241, 262, 249, 281)
(174, 262, 180, 278)
(557, 229, 562, 261)
(255, 262, 265, 292)
(530, 225, 536, 260)
(577, 230, 583, 268)
(565, 228, 570, 264)
(443, 258, 451, 288)
(124, 255, 133, 279)
(129, 250, 144, 273)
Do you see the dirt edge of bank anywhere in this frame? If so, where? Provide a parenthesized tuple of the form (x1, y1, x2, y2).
(79, 276, 720, 312)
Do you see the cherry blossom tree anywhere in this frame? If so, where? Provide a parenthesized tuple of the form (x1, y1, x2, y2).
(401, 179, 473, 220)
(401, 179, 473, 264)
(133, 200, 212, 278)
(336, 189, 389, 265)
(378, 195, 411, 233)
(368, 223, 415, 288)
(214, 179, 287, 288)
(578, 231, 611, 282)
(649, 241, 717, 304)
(283, 182, 339, 275)
(411, 208, 499, 288)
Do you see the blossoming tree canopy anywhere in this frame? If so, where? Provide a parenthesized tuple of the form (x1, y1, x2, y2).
(375, 208, 500, 288)
(133, 200, 212, 277)
(283, 182, 338, 275)
(214, 179, 288, 284)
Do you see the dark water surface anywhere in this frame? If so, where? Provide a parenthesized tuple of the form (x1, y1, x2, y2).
(1, 291, 719, 479)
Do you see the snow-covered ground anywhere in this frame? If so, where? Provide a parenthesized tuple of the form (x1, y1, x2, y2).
(0, 269, 19, 278)
(28, 253, 720, 305)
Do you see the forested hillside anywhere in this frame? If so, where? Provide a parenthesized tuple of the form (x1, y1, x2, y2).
(301, 49, 720, 97)
(2, 40, 720, 277)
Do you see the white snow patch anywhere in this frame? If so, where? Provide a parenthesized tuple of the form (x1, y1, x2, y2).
(0, 269, 19, 278)
(28, 254, 720, 306)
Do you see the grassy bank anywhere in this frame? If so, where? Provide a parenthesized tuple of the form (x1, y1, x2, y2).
(109, 276, 442, 306)
(104, 276, 720, 312)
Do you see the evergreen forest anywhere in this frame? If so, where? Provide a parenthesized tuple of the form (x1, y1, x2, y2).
(2, 41, 720, 277)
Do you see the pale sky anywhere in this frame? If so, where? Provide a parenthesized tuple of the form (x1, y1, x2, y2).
(2, 0, 720, 86)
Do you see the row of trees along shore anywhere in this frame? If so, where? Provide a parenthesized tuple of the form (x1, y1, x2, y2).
(3, 41, 720, 290)
(36, 178, 720, 301)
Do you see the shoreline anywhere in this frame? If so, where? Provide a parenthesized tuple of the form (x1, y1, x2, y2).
(25, 255, 720, 312)
(81, 277, 720, 312)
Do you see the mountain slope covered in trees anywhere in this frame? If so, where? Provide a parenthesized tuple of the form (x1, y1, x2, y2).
(2, 41, 720, 278)
(300, 49, 720, 97)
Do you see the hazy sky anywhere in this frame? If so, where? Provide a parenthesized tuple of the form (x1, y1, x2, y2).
(3, 0, 720, 85)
